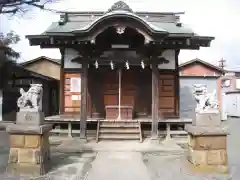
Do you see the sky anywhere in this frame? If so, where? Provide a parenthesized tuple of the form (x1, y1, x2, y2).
(1, 0, 240, 69)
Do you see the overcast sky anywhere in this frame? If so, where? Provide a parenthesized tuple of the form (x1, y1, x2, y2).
(1, 0, 240, 69)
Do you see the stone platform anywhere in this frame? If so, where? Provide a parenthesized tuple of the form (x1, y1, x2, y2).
(6, 123, 52, 176)
(185, 124, 229, 173)
(54, 138, 184, 153)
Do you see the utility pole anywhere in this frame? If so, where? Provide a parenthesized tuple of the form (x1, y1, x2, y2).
(218, 58, 226, 76)
(219, 58, 226, 69)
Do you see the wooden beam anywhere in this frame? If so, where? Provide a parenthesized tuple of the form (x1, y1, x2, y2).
(32, 34, 213, 49)
(12, 76, 41, 80)
(59, 48, 65, 114)
(72, 53, 168, 65)
(80, 60, 88, 140)
(151, 57, 159, 139)
(149, 43, 200, 50)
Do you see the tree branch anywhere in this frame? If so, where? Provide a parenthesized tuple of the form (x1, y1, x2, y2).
(0, 0, 58, 14)
(1, 8, 18, 14)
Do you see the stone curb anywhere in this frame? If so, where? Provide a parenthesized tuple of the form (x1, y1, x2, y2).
(51, 146, 185, 154)
(0, 122, 14, 130)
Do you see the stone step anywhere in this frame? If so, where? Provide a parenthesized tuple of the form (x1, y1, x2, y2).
(99, 133, 140, 140)
(99, 128, 139, 134)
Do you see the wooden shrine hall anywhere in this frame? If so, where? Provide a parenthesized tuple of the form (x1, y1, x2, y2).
(26, 1, 214, 141)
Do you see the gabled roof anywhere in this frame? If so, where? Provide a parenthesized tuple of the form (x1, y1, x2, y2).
(19, 56, 60, 66)
(41, 1, 192, 36)
(1, 61, 57, 81)
(179, 58, 225, 73)
(26, 1, 214, 49)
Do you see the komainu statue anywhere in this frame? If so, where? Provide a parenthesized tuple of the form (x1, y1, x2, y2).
(193, 84, 218, 112)
(17, 84, 43, 112)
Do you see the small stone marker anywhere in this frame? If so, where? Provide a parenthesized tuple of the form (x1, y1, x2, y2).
(6, 84, 53, 176)
(185, 84, 229, 173)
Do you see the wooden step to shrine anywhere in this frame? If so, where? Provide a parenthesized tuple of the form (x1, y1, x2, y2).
(96, 121, 143, 142)
(99, 128, 140, 133)
(100, 123, 139, 128)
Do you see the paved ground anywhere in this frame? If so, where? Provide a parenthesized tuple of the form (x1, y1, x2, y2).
(0, 118, 239, 179)
(85, 152, 150, 180)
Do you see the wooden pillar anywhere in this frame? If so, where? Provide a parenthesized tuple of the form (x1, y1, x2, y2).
(117, 68, 122, 120)
(59, 48, 65, 114)
(175, 49, 180, 117)
(151, 58, 159, 139)
(80, 60, 88, 139)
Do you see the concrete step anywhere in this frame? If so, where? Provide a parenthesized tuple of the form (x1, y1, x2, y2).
(99, 128, 139, 134)
(99, 133, 140, 140)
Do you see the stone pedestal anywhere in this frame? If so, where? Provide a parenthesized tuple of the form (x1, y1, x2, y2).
(185, 112, 229, 173)
(193, 111, 221, 126)
(6, 111, 52, 176)
(16, 111, 44, 125)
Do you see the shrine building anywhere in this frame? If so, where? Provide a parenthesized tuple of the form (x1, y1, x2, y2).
(26, 1, 214, 141)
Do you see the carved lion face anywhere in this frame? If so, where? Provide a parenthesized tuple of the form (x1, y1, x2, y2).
(193, 84, 207, 95)
(29, 84, 43, 94)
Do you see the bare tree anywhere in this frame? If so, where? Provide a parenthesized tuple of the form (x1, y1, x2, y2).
(0, 0, 56, 14)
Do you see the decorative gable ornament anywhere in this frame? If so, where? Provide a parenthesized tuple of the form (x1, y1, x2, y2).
(59, 14, 68, 25)
(106, 1, 133, 13)
(116, 26, 125, 34)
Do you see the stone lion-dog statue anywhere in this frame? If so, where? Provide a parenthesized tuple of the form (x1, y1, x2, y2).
(17, 84, 43, 111)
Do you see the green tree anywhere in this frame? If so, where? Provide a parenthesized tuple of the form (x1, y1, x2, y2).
(0, 31, 20, 66)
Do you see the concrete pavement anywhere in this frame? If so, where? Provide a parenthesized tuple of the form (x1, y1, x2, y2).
(0, 118, 239, 179)
(84, 152, 150, 180)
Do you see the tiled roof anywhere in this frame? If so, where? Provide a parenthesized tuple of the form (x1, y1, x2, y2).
(19, 56, 60, 66)
(179, 58, 224, 72)
(44, 21, 194, 35)
(43, 1, 194, 36)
